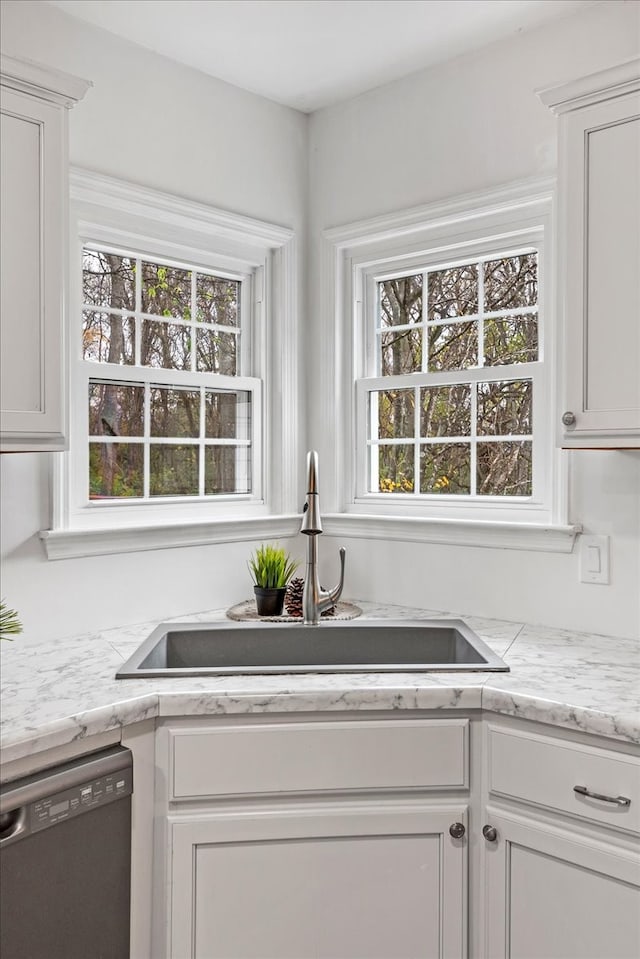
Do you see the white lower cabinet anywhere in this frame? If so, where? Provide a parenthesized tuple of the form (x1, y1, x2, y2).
(154, 716, 470, 959)
(481, 720, 640, 959)
(168, 804, 467, 959)
(481, 808, 640, 959)
(150, 715, 640, 959)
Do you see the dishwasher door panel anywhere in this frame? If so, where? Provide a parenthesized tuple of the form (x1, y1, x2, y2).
(0, 746, 132, 959)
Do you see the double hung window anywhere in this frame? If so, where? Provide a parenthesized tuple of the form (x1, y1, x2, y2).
(47, 169, 298, 555)
(364, 250, 539, 500)
(82, 246, 255, 502)
(341, 185, 561, 530)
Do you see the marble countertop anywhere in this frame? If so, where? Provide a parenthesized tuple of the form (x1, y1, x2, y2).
(1, 601, 639, 766)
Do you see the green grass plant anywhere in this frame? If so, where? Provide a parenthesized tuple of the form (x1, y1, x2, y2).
(0, 600, 23, 641)
(248, 544, 299, 589)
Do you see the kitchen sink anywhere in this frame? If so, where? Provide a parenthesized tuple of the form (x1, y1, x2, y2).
(115, 619, 509, 677)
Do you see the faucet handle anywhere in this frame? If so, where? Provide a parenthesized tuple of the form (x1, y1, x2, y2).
(326, 547, 346, 605)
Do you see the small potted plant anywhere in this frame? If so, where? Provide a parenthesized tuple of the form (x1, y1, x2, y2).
(248, 544, 299, 616)
(0, 600, 23, 641)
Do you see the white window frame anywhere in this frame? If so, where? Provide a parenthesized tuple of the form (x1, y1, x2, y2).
(319, 178, 580, 552)
(78, 243, 259, 508)
(42, 169, 301, 559)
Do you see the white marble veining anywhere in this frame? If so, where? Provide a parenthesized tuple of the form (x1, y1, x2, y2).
(1, 600, 638, 766)
(483, 664, 640, 743)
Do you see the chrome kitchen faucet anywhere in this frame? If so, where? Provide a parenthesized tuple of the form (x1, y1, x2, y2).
(300, 450, 345, 625)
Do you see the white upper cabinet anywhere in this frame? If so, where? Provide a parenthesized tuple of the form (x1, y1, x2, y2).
(0, 55, 90, 452)
(540, 58, 640, 448)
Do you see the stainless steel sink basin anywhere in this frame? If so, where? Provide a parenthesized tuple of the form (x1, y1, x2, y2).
(115, 619, 509, 677)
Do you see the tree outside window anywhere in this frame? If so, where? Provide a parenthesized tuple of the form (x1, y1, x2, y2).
(368, 252, 538, 500)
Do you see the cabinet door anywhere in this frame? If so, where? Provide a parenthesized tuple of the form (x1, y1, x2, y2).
(167, 804, 467, 959)
(0, 85, 66, 451)
(560, 89, 640, 447)
(482, 808, 640, 959)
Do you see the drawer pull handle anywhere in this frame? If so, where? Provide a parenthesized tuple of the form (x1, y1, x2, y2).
(573, 785, 631, 807)
(449, 822, 465, 839)
(483, 824, 498, 842)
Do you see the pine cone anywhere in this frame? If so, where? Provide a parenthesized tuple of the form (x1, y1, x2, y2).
(284, 578, 336, 618)
(285, 577, 304, 617)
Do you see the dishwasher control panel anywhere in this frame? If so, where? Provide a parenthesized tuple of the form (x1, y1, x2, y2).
(30, 765, 133, 832)
(0, 745, 133, 847)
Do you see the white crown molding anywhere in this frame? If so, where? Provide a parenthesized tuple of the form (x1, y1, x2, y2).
(70, 168, 293, 250)
(322, 514, 581, 553)
(323, 175, 555, 249)
(40, 515, 302, 561)
(0, 54, 91, 107)
(537, 56, 640, 115)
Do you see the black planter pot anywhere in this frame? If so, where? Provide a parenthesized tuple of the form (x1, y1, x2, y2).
(253, 586, 286, 616)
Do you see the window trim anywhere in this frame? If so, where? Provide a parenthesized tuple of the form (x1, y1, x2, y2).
(319, 176, 580, 552)
(43, 169, 300, 558)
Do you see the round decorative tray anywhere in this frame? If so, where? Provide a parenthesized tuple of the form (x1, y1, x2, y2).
(226, 599, 362, 623)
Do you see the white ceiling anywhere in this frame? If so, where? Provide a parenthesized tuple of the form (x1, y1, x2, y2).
(48, 0, 596, 112)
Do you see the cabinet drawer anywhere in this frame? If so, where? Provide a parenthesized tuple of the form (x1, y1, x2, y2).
(169, 718, 468, 799)
(488, 725, 640, 834)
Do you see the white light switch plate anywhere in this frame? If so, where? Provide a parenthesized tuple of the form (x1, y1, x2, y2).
(579, 534, 610, 585)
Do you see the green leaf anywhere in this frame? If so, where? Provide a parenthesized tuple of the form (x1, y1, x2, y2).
(0, 600, 23, 641)
(248, 544, 299, 588)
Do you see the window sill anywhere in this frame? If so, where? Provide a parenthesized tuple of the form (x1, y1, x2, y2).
(322, 513, 581, 553)
(40, 515, 302, 560)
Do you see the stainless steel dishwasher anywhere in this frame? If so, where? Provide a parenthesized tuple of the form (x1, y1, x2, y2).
(0, 744, 133, 959)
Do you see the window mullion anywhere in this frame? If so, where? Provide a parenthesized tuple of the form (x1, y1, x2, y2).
(242, 269, 254, 377)
(414, 386, 420, 495)
(477, 263, 485, 370)
(370, 442, 379, 494)
(474, 260, 483, 497)
(471, 381, 478, 497)
(369, 389, 379, 492)
(531, 364, 542, 501)
(191, 270, 197, 373)
(135, 257, 142, 367)
(143, 382, 150, 499)
(421, 270, 428, 375)
(371, 276, 381, 378)
(199, 386, 206, 496)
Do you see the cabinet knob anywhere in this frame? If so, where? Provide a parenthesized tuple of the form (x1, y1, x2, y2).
(449, 822, 465, 839)
(482, 824, 498, 842)
(562, 411, 576, 427)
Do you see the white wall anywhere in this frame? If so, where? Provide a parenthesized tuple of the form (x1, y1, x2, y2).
(308, 0, 640, 639)
(0, 0, 308, 641)
(2, 0, 639, 643)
